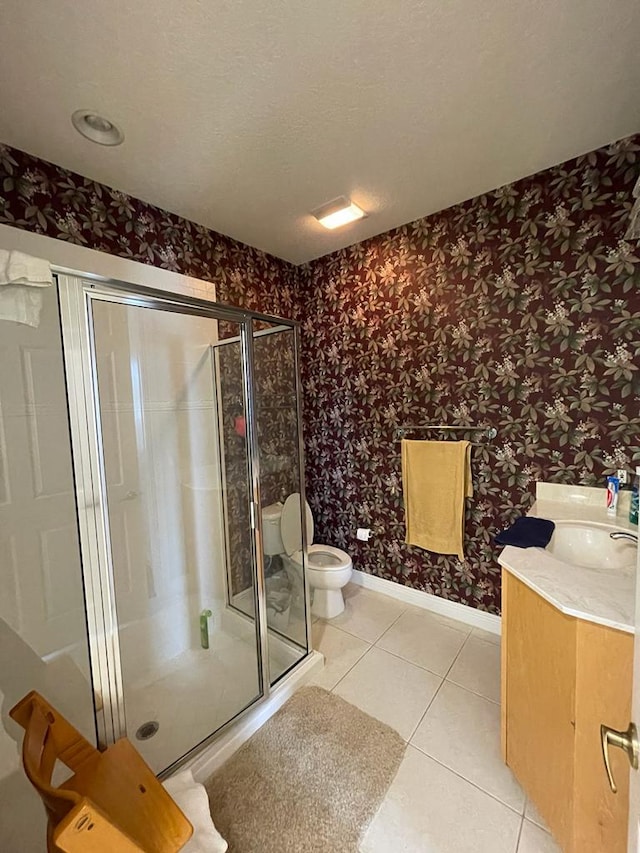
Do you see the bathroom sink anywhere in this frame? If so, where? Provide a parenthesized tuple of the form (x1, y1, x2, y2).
(545, 520, 637, 570)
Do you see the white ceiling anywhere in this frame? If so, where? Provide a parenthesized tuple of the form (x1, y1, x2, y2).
(1, 1, 639, 265)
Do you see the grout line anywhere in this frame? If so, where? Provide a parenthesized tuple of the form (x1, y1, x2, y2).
(369, 603, 411, 644)
(468, 627, 502, 648)
(313, 619, 372, 644)
(397, 605, 473, 639)
(370, 645, 449, 680)
(444, 674, 500, 706)
(315, 618, 373, 645)
(322, 594, 500, 745)
(515, 814, 525, 852)
(325, 600, 431, 694)
(521, 813, 553, 837)
(405, 677, 446, 742)
(441, 629, 469, 680)
(442, 629, 501, 704)
(318, 598, 408, 646)
(404, 633, 469, 742)
(408, 744, 526, 819)
(327, 642, 374, 694)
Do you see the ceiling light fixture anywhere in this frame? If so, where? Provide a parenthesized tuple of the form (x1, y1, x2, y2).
(71, 109, 124, 146)
(312, 196, 366, 230)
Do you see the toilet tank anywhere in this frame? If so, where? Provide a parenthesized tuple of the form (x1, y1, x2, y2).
(262, 502, 284, 555)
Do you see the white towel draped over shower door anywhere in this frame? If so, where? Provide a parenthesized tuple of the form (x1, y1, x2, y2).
(0, 249, 53, 328)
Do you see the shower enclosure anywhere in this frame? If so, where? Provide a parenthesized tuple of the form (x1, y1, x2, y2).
(0, 271, 310, 844)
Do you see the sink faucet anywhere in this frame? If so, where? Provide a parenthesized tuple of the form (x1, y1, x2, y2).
(610, 531, 638, 544)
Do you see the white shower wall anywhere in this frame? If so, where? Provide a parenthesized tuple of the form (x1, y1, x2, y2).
(93, 303, 229, 687)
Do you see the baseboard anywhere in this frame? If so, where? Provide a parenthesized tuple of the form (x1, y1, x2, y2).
(187, 650, 324, 782)
(350, 570, 501, 635)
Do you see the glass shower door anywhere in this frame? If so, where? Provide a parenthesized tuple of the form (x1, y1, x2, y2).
(88, 296, 262, 773)
(252, 322, 309, 683)
(215, 321, 310, 686)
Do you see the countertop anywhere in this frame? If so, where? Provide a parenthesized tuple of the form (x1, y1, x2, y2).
(498, 492, 637, 634)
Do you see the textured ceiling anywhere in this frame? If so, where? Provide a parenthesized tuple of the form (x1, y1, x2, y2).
(1, 1, 640, 265)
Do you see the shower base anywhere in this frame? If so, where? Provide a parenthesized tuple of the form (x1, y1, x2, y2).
(125, 612, 303, 774)
(231, 586, 308, 679)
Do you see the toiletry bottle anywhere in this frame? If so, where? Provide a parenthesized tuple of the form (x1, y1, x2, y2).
(630, 467, 639, 527)
(607, 475, 620, 516)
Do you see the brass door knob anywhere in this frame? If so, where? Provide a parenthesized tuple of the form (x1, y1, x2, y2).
(600, 721, 639, 793)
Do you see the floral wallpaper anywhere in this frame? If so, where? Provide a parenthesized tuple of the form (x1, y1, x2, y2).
(300, 135, 640, 613)
(0, 142, 302, 603)
(0, 144, 300, 319)
(1, 137, 639, 615)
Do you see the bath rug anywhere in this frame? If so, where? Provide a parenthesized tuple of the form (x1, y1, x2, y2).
(204, 685, 405, 853)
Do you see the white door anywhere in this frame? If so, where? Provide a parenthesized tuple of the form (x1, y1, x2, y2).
(628, 535, 640, 851)
(0, 280, 96, 784)
(0, 285, 89, 660)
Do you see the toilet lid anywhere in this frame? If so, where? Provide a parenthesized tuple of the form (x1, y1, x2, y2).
(280, 493, 314, 556)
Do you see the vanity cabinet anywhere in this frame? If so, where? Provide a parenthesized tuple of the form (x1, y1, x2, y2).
(501, 570, 633, 853)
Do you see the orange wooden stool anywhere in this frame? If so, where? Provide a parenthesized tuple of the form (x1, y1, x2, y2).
(10, 690, 193, 853)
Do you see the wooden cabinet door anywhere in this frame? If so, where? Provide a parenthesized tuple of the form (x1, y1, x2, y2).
(573, 620, 632, 853)
(502, 572, 576, 849)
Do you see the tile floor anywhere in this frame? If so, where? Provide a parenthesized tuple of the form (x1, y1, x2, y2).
(308, 583, 561, 853)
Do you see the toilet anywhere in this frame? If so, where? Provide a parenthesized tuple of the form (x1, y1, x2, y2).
(262, 494, 353, 619)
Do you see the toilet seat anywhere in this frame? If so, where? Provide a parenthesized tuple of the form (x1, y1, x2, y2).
(290, 544, 352, 570)
(281, 494, 352, 571)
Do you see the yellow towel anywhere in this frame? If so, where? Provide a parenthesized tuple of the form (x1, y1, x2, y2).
(401, 439, 473, 560)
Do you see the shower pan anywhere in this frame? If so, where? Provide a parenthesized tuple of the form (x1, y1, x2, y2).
(0, 271, 311, 794)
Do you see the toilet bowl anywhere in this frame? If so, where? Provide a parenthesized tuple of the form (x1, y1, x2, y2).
(262, 494, 352, 619)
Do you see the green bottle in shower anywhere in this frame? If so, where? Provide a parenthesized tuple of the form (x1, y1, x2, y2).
(200, 609, 212, 649)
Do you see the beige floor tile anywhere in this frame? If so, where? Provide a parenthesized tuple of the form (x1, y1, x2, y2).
(326, 584, 406, 643)
(471, 625, 502, 646)
(518, 819, 561, 853)
(376, 607, 469, 676)
(447, 633, 501, 703)
(308, 622, 370, 690)
(411, 681, 525, 812)
(333, 646, 442, 740)
(360, 745, 522, 853)
(524, 798, 550, 832)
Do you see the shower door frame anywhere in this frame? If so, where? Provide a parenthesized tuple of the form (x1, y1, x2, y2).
(57, 272, 312, 764)
(212, 324, 301, 628)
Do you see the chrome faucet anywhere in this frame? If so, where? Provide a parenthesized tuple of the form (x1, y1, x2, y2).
(610, 531, 638, 544)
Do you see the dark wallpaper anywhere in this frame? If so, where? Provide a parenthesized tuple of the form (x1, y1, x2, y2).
(0, 144, 300, 320)
(300, 136, 640, 612)
(1, 137, 639, 614)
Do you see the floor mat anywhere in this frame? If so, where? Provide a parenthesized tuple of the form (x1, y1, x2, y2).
(205, 685, 406, 852)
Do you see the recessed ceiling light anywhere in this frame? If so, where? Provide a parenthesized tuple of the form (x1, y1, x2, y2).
(312, 196, 367, 230)
(71, 109, 124, 146)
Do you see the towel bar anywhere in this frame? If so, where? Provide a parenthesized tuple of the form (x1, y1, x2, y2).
(396, 425, 497, 440)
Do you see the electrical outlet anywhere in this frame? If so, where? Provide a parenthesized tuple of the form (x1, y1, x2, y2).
(617, 468, 629, 486)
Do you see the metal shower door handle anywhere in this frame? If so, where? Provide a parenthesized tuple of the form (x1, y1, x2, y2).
(600, 721, 639, 793)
